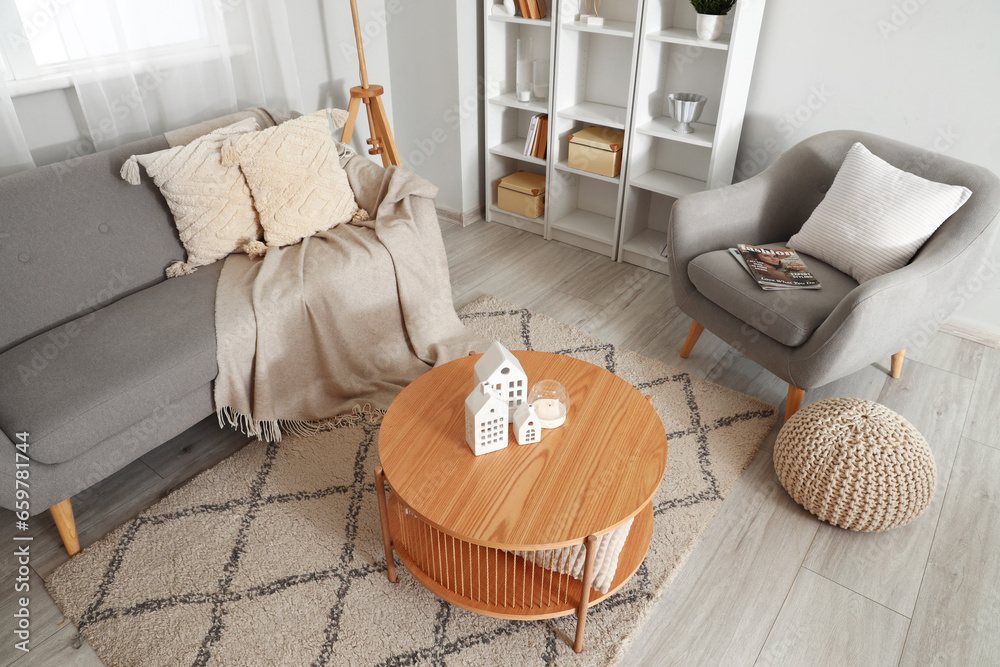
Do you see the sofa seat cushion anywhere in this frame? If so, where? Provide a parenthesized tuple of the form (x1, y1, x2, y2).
(688, 246, 859, 347)
(0, 262, 223, 465)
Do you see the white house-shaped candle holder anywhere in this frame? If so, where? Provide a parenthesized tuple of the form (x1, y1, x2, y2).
(465, 381, 509, 456)
(512, 402, 541, 445)
(474, 341, 528, 419)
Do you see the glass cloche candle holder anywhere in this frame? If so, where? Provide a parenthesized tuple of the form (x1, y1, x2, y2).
(527, 380, 569, 429)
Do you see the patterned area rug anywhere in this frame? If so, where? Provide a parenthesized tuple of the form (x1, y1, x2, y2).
(46, 295, 777, 666)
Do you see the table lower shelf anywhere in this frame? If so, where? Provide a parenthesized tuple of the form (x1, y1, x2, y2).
(386, 494, 654, 620)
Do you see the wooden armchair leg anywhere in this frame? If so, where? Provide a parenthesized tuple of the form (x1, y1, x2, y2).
(50, 499, 80, 557)
(784, 385, 805, 423)
(891, 350, 906, 379)
(680, 321, 705, 358)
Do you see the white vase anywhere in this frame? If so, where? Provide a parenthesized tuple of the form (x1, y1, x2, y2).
(696, 13, 726, 41)
(516, 38, 533, 102)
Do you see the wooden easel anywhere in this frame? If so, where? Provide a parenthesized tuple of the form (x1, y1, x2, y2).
(341, 0, 401, 167)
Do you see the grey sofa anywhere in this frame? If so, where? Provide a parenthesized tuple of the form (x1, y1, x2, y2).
(668, 130, 1000, 420)
(0, 111, 293, 556)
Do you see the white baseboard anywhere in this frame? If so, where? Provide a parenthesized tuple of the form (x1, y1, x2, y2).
(940, 316, 1000, 348)
(437, 204, 483, 227)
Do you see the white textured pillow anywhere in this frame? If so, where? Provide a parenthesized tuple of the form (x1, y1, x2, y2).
(121, 117, 263, 277)
(222, 109, 362, 249)
(788, 142, 972, 283)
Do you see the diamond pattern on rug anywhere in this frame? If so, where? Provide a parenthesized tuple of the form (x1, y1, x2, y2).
(46, 295, 776, 666)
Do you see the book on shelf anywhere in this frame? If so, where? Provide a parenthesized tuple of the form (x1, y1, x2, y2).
(523, 113, 548, 159)
(516, 0, 532, 18)
(525, 0, 541, 18)
(533, 114, 548, 159)
(524, 114, 540, 155)
(731, 245, 822, 290)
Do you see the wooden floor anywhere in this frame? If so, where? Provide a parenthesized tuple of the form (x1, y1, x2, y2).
(3, 218, 999, 666)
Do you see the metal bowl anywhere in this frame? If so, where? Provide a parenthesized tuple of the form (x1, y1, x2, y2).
(667, 93, 708, 134)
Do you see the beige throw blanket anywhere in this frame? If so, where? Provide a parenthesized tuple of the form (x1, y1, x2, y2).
(214, 157, 485, 441)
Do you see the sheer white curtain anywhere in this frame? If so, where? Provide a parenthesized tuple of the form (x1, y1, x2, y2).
(0, 0, 300, 165)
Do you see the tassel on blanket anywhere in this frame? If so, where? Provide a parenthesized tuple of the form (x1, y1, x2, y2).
(217, 406, 281, 442)
(166, 261, 197, 278)
(242, 239, 267, 258)
(220, 141, 240, 167)
(120, 156, 141, 185)
(352, 207, 369, 223)
(321, 403, 386, 428)
(217, 404, 386, 443)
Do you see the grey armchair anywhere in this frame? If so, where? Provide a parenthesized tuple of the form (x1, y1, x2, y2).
(668, 130, 1000, 421)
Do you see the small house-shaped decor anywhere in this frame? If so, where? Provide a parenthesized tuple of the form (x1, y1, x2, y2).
(474, 341, 528, 419)
(512, 402, 541, 445)
(465, 381, 509, 456)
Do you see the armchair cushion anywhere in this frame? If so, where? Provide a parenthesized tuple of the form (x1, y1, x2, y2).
(788, 142, 972, 284)
(688, 246, 859, 347)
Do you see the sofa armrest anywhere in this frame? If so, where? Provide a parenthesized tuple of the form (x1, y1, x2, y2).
(789, 229, 996, 388)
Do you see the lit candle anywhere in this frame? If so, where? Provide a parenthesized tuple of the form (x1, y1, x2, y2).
(533, 398, 562, 421)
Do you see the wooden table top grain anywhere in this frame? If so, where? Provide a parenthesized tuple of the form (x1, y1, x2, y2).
(379, 351, 668, 550)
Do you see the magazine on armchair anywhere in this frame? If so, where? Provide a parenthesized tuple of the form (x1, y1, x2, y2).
(730, 245, 822, 290)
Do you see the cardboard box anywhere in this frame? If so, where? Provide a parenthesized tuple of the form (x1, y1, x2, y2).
(568, 125, 625, 177)
(497, 171, 546, 219)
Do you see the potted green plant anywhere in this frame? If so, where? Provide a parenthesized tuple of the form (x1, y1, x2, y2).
(690, 0, 737, 41)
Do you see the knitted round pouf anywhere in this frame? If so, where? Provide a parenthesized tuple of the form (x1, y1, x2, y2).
(774, 398, 936, 532)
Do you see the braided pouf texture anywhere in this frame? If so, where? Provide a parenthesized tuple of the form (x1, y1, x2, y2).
(774, 398, 936, 532)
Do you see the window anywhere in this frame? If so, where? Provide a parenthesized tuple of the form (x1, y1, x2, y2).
(0, 0, 213, 89)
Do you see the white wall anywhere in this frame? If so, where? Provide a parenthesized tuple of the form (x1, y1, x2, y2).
(737, 0, 1000, 334)
(292, 0, 484, 213)
(285, 0, 395, 157)
(455, 2, 485, 214)
(385, 0, 482, 214)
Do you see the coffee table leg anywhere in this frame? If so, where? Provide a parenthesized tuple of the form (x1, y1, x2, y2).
(374, 466, 397, 583)
(573, 534, 598, 653)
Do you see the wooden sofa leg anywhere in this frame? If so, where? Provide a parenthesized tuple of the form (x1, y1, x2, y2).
(891, 350, 906, 379)
(784, 385, 805, 423)
(680, 321, 705, 358)
(50, 499, 80, 557)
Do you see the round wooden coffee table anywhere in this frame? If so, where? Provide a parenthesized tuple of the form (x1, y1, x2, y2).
(375, 351, 667, 652)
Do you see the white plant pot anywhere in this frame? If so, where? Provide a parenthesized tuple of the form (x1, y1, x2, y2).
(696, 13, 726, 41)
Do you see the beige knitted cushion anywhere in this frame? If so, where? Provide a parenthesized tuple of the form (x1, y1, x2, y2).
(120, 117, 263, 277)
(223, 109, 361, 249)
(774, 398, 936, 532)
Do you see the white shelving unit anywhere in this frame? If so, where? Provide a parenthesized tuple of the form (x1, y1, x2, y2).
(547, 0, 643, 257)
(484, 8, 556, 236)
(482, 0, 765, 268)
(618, 0, 766, 273)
